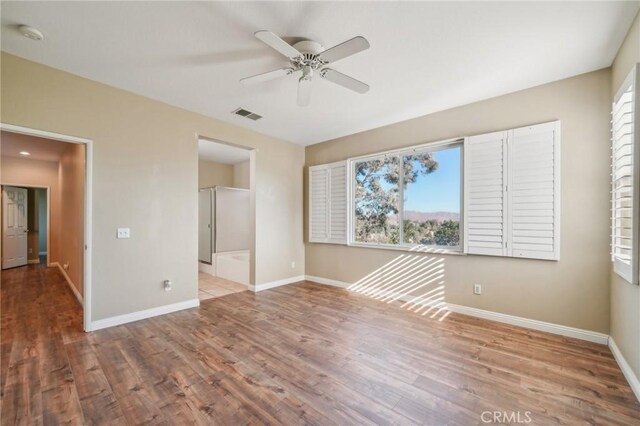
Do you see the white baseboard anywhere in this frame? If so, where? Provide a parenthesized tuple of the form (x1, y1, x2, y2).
(90, 298, 200, 332)
(28, 259, 40, 264)
(445, 304, 608, 344)
(52, 262, 83, 306)
(609, 337, 640, 402)
(198, 260, 214, 276)
(251, 275, 306, 292)
(305, 275, 350, 289)
(304, 275, 608, 344)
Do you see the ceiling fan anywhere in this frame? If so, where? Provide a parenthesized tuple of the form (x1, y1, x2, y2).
(240, 30, 370, 107)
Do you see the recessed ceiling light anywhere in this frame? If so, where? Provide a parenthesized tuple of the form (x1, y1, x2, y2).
(19, 151, 31, 156)
(18, 25, 44, 41)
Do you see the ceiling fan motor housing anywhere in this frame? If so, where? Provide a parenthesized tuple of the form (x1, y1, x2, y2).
(291, 40, 326, 70)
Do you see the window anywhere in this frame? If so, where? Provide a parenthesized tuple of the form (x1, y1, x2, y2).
(352, 143, 462, 249)
(353, 156, 400, 244)
(308, 121, 560, 261)
(612, 67, 638, 284)
(402, 147, 461, 247)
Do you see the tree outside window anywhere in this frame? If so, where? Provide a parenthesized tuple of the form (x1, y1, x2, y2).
(353, 145, 461, 247)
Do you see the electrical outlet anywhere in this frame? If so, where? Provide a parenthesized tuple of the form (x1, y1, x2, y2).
(473, 284, 482, 295)
(28, 248, 33, 254)
(163, 280, 172, 292)
(291, 261, 295, 269)
(117, 228, 130, 239)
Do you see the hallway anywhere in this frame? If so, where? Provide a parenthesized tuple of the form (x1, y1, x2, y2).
(0, 263, 84, 423)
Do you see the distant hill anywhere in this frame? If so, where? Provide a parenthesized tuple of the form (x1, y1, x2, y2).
(403, 211, 460, 223)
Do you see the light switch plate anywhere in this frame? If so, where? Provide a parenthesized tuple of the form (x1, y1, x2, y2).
(117, 228, 130, 239)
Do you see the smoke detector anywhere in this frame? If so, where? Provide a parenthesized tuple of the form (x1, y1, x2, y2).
(18, 25, 44, 41)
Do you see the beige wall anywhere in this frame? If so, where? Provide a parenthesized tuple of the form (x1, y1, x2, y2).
(198, 159, 233, 189)
(59, 143, 85, 297)
(305, 68, 612, 333)
(610, 11, 640, 380)
(1, 53, 304, 321)
(233, 161, 250, 189)
(0, 154, 61, 263)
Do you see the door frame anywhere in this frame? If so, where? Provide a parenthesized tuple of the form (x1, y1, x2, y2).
(0, 123, 93, 332)
(1, 185, 51, 267)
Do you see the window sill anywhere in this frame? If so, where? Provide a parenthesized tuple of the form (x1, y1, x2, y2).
(347, 242, 466, 256)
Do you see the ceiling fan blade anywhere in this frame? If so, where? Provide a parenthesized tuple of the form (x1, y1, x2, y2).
(240, 67, 294, 85)
(254, 30, 302, 59)
(318, 36, 370, 64)
(321, 69, 369, 94)
(297, 77, 312, 107)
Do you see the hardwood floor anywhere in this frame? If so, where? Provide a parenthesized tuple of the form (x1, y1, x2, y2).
(2, 263, 639, 425)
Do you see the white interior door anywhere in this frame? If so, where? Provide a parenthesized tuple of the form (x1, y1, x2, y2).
(2, 186, 28, 269)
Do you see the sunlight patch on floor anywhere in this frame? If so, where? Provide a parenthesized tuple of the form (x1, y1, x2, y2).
(347, 245, 450, 321)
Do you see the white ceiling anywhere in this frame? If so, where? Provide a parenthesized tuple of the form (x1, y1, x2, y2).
(1, 131, 68, 162)
(1, 2, 638, 146)
(199, 138, 250, 165)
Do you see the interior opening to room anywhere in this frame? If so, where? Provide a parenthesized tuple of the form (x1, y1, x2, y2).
(197, 137, 252, 300)
(0, 129, 86, 318)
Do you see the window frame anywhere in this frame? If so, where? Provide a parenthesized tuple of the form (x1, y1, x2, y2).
(611, 66, 640, 285)
(348, 138, 465, 252)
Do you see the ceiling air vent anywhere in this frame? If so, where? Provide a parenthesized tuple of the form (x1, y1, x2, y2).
(232, 108, 262, 121)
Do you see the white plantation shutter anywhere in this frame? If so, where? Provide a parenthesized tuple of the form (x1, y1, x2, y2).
(464, 131, 508, 256)
(464, 121, 560, 260)
(328, 162, 348, 243)
(309, 166, 329, 242)
(508, 122, 560, 260)
(611, 68, 638, 284)
(308, 161, 348, 244)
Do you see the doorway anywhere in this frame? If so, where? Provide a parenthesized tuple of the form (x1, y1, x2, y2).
(1, 185, 49, 269)
(0, 124, 93, 331)
(197, 137, 254, 300)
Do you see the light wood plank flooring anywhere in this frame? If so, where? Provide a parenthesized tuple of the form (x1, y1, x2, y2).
(198, 272, 247, 301)
(1, 263, 639, 425)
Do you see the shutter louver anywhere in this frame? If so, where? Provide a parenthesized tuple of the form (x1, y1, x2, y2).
(508, 122, 560, 260)
(309, 166, 329, 242)
(612, 70, 637, 284)
(464, 131, 508, 256)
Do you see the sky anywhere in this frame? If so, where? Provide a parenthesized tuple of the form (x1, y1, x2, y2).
(404, 146, 461, 213)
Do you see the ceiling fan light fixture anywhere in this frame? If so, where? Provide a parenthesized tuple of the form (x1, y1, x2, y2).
(300, 65, 313, 81)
